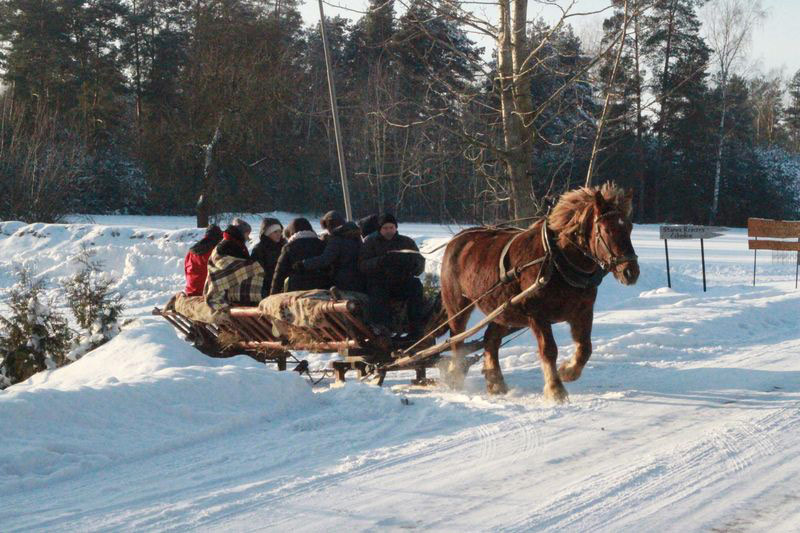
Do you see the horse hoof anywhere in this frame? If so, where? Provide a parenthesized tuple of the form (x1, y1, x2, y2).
(483, 367, 508, 395)
(543, 383, 569, 404)
(558, 363, 582, 382)
(486, 379, 508, 395)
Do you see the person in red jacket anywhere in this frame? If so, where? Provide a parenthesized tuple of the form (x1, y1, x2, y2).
(184, 224, 223, 296)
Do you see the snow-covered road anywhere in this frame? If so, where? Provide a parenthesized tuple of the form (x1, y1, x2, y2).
(1, 216, 798, 531)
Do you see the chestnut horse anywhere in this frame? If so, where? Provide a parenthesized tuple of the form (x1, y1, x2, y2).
(440, 183, 639, 402)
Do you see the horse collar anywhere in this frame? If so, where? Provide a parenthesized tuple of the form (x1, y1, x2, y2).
(546, 223, 609, 289)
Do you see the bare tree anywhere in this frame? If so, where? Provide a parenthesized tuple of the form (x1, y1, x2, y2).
(377, 0, 631, 219)
(704, 0, 764, 224)
(0, 91, 85, 223)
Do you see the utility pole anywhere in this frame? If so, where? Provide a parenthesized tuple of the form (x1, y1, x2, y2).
(317, 0, 352, 220)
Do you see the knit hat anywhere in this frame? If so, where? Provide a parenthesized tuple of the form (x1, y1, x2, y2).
(231, 217, 251, 235)
(377, 213, 398, 228)
(259, 217, 283, 238)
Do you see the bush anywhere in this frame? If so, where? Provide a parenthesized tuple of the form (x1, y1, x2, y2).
(63, 247, 124, 359)
(0, 267, 73, 388)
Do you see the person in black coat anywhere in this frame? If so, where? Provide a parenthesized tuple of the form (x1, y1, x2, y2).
(250, 218, 286, 284)
(358, 213, 426, 337)
(270, 218, 329, 295)
(301, 211, 364, 293)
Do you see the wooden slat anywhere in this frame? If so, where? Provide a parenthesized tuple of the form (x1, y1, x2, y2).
(748, 239, 800, 251)
(747, 218, 800, 238)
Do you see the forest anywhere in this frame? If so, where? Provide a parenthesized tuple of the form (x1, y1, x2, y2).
(1, 0, 798, 226)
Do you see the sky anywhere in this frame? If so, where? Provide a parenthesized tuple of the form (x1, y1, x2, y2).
(299, 0, 800, 78)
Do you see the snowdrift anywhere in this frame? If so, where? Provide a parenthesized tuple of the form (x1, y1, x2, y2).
(0, 319, 315, 492)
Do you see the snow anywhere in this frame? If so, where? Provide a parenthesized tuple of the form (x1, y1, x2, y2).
(1, 215, 799, 531)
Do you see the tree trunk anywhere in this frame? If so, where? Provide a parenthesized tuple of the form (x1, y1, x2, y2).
(710, 75, 727, 224)
(498, 0, 535, 220)
(633, 1, 647, 221)
(654, 0, 677, 221)
(197, 114, 224, 228)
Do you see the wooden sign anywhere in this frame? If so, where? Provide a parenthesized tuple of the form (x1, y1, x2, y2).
(659, 225, 724, 240)
(747, 218, 800, 288)
(660, 225, 723, 292)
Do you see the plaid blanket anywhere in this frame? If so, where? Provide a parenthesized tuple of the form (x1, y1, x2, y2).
(204, 248, 267, 311)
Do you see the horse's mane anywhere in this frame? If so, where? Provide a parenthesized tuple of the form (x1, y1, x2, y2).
(545, 182, 632, 235)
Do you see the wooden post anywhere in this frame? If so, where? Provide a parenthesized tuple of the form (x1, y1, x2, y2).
(664, 239, 671, 288)
(796, 238, 799, 289)
(700, 238, 706, 292)
(277, 357, 287, 371)
(753, 240, 757, 286)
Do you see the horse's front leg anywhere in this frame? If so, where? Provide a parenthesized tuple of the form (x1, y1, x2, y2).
(559, 305, 594, 383)
(482, 322, 509, 395)
(530, 318, 568, 403)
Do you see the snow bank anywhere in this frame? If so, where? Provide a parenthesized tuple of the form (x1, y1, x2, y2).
(0, 319, 314, 492)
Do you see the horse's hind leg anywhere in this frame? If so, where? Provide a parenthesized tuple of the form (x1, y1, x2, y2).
(440, 279, 473, 389)
(559, 305, 593, 382)
(482, 322, 509, 395)
(530, 318, 568, 403)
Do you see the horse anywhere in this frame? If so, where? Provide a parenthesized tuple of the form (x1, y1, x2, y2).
(440, 182, 640, 402)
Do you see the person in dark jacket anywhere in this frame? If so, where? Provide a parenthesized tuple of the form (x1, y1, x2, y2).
(184, 224, 223, 296)
(250, 218, 285, 284)
(357, 214, 380, 240)
(301, 211, 364, 293)
(358, 213, 426, 337)
(270, 218, 329, 294)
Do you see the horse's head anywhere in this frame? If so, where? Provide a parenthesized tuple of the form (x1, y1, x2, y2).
(588, 188, 639, 285)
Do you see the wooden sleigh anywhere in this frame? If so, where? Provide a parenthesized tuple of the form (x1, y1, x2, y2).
(153, 292, 488, 385)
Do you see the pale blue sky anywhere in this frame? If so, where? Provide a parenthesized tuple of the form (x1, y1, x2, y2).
(301, 0, 800, 77)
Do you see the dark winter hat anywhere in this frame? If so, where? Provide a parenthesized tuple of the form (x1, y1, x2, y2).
(377, 213, 398, 228)
(358, 214, 380, 238)
(205, 224, 223, 242)
(286, 217, 313, 237)
(231, 217, 252, 235)
(320, 210, 346, 231)
(259, 217, 283, 238)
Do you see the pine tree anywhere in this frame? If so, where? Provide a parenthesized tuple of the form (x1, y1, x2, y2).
(0, 267, 72, 388)
(641, 0, 711, 221)
(596, 0, 649, 219)
(63, 246, 124, 358)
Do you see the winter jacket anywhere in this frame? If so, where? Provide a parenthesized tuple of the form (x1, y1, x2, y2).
(184, 249, 213, 296)
(251, 236, 285, 284)
(270, 231, 330, 294)
(183, 232, 222, 296)
(358, 232, 425, 286)
(302, 222, 364, 292)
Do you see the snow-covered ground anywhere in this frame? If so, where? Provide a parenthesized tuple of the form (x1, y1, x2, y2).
(1, 215, 799, 532)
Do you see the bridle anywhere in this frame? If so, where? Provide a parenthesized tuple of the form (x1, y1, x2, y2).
(571, 209, 638, 273)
